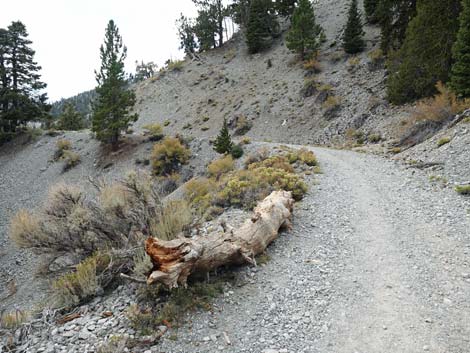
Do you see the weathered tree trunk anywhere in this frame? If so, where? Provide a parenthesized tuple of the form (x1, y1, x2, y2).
(145, 191, 294, 288)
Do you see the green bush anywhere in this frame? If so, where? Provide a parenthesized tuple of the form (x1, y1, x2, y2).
(151, 137, 191, 175)
(437, 137, 451, 147)
(455, 185, 470, 195)
(231, 144, 244, 159)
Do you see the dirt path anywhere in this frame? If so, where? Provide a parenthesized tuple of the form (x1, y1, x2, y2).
(157, 147, 470, 353)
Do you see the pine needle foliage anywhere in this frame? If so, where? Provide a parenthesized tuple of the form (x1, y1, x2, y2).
(92, 20, 138, 148)
(286, 0, 323, 60)
(450, 0, 470, 97)
(342, 0, 365, 54)
(213, 118, 233, 154)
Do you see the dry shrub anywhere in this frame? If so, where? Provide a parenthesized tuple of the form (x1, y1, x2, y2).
(10, 209, 42, 249)
(234, 115, 252, 135)
(54, 139, 72, 160)
(412, 82, 470, 123)
(1, 310, 29, 329)
(62, 150, 81, 171)
(348, 56, 360, 67)
(151, 137, 191, 175)
(243, 148, 270, 167)
(166, 59, 184, 72)
(9, 172, 164, 256)
(132, 248, 153, 278)
(303, 58, 322, 73)
(322, 95, 341, 111)
(151, 200, 192, 241)
(207, 155, 235, 178)
(143, 123, 164, 141)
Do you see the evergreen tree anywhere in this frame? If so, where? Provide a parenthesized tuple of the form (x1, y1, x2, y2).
(387, 0, 461, 104)
(57, 102, 86, 130)
(246, 0, 278, 53)
(450, 0, 470, 97)
(342, 0, 365, 54)
(276, 0, 297, 17)
(193, 0, 227, 50)
(286, 0, 323, 60)
(176, 14, 198, 55)
(376, 0, 416, 53)
(364, 0, 379, 22)
(134, 60, 157, 82)
(92, 20, 137, 147)
(0, 21, 49, 133)
(213, 118, 233, 154)
(230, 0, 252, 28)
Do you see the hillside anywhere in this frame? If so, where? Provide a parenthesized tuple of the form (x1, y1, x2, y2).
(1, 0, 470, 352)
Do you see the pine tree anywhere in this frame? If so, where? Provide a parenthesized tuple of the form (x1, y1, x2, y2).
(213, 118, 233, 154)
(246, 0, 278, 53)
(276, 0, 297, 17)
(0, 21, 49, 133)
(387, 0, 461, 104)
(57, 102, 86, 131)
(342, 0, 365, 54)
(92, 20, 137, 147)
(286, 0, 323, 60)
(176, 14, 198, 55)
(364, 0, 379, 22)
(376, 0, 416, 53)
(450, 0, 470, 97)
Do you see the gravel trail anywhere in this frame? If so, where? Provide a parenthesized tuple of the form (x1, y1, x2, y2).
(157, 147, 470, 353)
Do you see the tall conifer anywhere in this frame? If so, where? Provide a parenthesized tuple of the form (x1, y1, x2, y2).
(92, 20, 137, 147)
(342, 0, 365, 54)
(286, 0, 323, 60)
(450, 0, 470, 97)
(387, 0, 461, 104)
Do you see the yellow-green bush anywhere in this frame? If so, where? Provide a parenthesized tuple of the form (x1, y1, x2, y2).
(437, 137, 451, 147)
(217, 167, 307, 209)
(456, 185, 470, 195)
(143, 123, 164, 141)
(52, 255, 101, 307)
(287, 148, 317, 166)
(248, 155, 294, 172)
(184, 177, 216, 213)
(207, 155, 235, 178)
(151, 137, 191, 175)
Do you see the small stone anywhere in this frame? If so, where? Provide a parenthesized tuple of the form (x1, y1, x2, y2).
(203, 336, 210, 342)
(423, 345, 430, 351)
(78, 331, 90, 340)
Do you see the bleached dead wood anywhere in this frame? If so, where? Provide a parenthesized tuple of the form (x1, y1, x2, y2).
(145, 190, 294, 288)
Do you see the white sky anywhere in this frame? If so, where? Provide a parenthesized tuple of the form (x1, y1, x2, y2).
(0, 0, 199, 101)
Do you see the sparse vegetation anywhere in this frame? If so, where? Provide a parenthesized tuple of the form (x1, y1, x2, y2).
(0, 310, 29, 329)
(51, 254, 101, 307)
(208, 155, 235, 178)
(54, 138, 72, 159)
(61, 150, 81, 171)
(411, 82, 470, 123)
(166, 59, 184, 72)
(151, 137, 191, 175)
(456, 184, 470, 195)
(437, 137, 451, 147)
(322, 95, 341, 112)
(303, 58, 322, 72)
(143, 123, 164, 141)
(287, 148, 318, 166)
(153, 200, 193, 240)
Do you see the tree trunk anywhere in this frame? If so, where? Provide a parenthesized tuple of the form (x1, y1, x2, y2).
(145, 190, 294, 288)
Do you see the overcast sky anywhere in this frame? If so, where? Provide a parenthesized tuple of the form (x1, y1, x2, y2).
(0, 0, 199, 101)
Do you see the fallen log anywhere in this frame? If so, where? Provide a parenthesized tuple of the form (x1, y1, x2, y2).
(145, 190, 294, 288)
